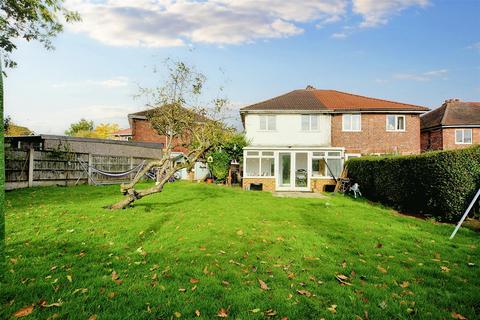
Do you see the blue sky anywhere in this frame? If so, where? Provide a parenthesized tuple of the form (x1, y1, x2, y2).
(5, 0, 480, 134)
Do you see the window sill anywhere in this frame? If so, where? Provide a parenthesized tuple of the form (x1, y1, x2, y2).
(455, 142, 472, 145)
(386, 129, 406, 132)
(342, 130, 362, 132)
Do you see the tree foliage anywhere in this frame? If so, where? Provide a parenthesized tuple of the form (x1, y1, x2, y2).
(4, 116, 33, 136)
(108, 60, 233, 209)
(64, 119, 119, 139)
(0, 0, 80, 68)
(206, 133, 247, 181)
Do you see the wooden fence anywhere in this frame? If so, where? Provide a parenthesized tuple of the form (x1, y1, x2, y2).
(5, 148, 155, 190)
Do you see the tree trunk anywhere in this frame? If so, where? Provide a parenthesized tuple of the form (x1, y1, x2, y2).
(107, 148, 208, 209)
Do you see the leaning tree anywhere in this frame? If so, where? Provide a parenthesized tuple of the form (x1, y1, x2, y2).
(108, 61, 233, 209)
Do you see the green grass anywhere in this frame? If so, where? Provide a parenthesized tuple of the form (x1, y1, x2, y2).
(2, 182, 480, 319)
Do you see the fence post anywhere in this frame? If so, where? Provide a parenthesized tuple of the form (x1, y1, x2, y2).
(88, 153, 93, 185)
(28, 146, 34, 188)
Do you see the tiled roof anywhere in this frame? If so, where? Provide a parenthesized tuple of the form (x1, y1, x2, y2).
(421, 100, 480, 129)
(112, 128, 132, 135)
(241, 88, 428, 112)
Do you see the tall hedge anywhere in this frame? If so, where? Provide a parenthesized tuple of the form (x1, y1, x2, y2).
(346, 146, 480, 221)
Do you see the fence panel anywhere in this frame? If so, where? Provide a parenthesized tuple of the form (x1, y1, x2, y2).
(33, 150, 89, 183)
(5, 150, 29, 182)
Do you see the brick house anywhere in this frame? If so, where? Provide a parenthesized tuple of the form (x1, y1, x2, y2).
(420, 99, 480, 152)
(128, 107, 212, 180)
(128, 107, 208, 153)
(240, 86, 429, 192)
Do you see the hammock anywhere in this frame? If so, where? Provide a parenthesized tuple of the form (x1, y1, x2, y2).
(76, 158, 146, 186)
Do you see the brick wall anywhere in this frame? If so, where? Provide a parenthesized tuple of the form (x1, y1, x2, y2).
(311, 178, 336, 192)
(331, 113, 421, 155)
(132, 119, 188, 153)
(442, 128, 480, 150)
(242, 178, 275, 191)
(420, 129, 443, 152)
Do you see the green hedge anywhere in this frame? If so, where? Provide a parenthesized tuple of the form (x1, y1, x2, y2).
(346, 146, 480, 221)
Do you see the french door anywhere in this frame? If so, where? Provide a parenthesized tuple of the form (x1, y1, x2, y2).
(277, 151, 310, 191)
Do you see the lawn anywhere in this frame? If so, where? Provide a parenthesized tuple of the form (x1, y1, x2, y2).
(2, 182, 479, 319)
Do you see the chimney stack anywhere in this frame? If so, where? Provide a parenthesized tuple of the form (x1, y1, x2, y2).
(305, 85, 316, 90)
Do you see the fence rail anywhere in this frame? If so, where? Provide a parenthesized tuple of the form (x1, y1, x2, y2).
(5, 148, 156, 190)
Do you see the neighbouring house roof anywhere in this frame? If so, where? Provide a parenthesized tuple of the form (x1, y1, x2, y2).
(112, 128, 132, 136)
(420, 100, 480, 130)
(240, 87, 429, 113)
(128, 105, 210, 122)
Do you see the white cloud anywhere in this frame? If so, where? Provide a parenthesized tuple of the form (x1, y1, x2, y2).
(65, 0, 348, 47)
(393, 69, 448, 82)
(352, 0, 429, 27)
(467, 42, 480, 52)
(52, 76, 130, 89)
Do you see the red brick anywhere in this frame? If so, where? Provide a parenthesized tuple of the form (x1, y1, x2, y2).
(331, 114, 420, 155)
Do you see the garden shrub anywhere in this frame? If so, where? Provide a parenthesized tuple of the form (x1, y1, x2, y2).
(346, 146, 480, 221)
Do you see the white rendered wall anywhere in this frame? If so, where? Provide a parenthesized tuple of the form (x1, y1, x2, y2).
(244, 113, 331, 147)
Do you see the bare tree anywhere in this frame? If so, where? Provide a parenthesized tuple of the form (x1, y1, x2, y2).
(108, 60, 232, 209)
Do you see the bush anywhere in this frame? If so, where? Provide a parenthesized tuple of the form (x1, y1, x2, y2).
(208, 150, 231, 181)
(346, 146, 480, 221)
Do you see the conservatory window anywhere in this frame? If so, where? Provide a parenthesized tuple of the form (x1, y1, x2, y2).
(245, 151, 275, 177)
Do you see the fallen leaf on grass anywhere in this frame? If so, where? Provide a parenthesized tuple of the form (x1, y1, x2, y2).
(378, 301, 388, 309)
(174, 311, 182, 318)
(13, 305, 34, 318)
(377, 266, 387, 274)
(451, 312, 466, 319)
(327, 305, 337, 314)
(217, 308, 229, 318)
(195, 310, 201, 317)
(264, 309, 277, 317)
(66, 275, 73, 282)
(111, 271, 123, 284)
(191, 285, 197, 291)
(38, 300, 63, 308)
(236, 230, 244, 236)
(250, 308, 261, 313)
(178, 288, 187, 292)
(258, 279, 270, 290)
(335, 274, 352, 286)
(190, 278, 199, 284)
(400, 281, 409, 288)
(342, 260, 347, 268)
(296, 290, 312, 297)
(441, 266, 450, 273)
(88, 315, 97, 320)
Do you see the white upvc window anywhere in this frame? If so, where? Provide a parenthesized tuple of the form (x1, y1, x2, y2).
(311, 151, 343, 179)
(386, 115, 406, 132)
(455, 129, 472, 144)
(245, 151, 275, 177)
(301, 115, 319, 131)
(259, 115, 276, 131)
(342, 114, 361, 132)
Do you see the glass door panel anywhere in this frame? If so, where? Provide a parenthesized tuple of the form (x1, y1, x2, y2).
(279, 153, 291, 187)
(295, 152, 308, 188)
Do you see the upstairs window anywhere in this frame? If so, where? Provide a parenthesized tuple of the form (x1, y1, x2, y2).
(455, 129, 472, 144)
(386, 115, 405, 131)
(259, 115, 276, 131)
(342, 114, 361, 132)
(301, 115, 319, 131)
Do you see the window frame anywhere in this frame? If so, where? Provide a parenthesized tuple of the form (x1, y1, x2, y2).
(259, 115, 276, 131)
(311, 151, 343, 178)
(244, 151, 276, 178)
(455, 129, 473, 144)
(301, 114, 320, 131)
(342, 114, 361, 132)
(386, 115, 406, 132)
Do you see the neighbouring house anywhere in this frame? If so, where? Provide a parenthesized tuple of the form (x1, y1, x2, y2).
(128, 106, 210, 180)
(240, 86, 429, 192)
(420, 99, 480, 152)
(111, 128, 132, 141)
